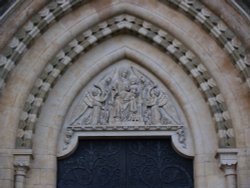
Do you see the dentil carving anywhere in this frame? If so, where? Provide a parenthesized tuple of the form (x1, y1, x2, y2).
(69, 66, 182, 127)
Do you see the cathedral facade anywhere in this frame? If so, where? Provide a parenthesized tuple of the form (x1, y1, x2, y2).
(0, 0, 250, 188)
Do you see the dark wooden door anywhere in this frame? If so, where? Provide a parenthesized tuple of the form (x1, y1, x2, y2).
(57, 139, 193, 188)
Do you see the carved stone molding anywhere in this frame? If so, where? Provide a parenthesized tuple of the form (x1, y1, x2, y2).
(227, 0, 250, 21)
(217, 148, 238, 167)
(62, 124, 186, 150)
(57, 62, 194, 158)
(13, 149, 32, 188)
(13, 12, 237, 150)
(216, 148, 238, 188)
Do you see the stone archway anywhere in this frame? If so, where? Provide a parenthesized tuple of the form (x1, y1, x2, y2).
(1, 1, 250, 188)
(19, 40, 219, 188)
(56, 58, 196, 187)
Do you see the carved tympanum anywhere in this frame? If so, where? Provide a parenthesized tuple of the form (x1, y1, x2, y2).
(69, 65, 182, 127)
(58, 63, 193, 157)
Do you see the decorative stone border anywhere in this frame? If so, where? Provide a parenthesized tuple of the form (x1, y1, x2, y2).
(15, 14, 235, 150)
(0, 0, 246, 150)
(0, 0, 249, 93)
(227, 0, 250, 21)
(0, 1, 241, 187)
(160, 0, 250, 87)
(59, 124, 190, 158)
(0, 0, 90, 89)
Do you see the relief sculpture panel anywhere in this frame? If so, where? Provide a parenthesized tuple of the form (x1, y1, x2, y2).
(58, 62, 193, 157)
(69, 65, 182, 127)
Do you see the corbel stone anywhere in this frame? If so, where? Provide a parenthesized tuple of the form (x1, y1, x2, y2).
(13, 149, 33, 188)
(216, 148, 238, 188)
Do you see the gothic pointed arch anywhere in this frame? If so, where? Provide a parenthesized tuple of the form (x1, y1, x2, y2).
(15, 14, 235, 151)
(1, 1, 250, 188)
(28, 41, 213, 187)
(0, 0, 249, 92)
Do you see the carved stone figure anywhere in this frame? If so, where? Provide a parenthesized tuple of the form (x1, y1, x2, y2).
(177, 127, 186, 148)
(145, 86, 162, 124)
(71, 87, 108, 125)
(69, 65, 181, 126)
(113, 74, 140, 122)
(64, 128, 73, 145)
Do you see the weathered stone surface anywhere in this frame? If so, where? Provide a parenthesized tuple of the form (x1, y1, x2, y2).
(69, 65, 182, 126)
(0, 0, 250, 188)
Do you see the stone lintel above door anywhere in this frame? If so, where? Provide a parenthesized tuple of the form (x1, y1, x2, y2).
(57, 61, 194, 158)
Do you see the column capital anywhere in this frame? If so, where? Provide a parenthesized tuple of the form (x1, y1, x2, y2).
(216, 148, 238, 188)
(216, 148, 238, 176)
(13, 149, 33, 188)
(216, 148, 238, 167)
(13, 149, 33, 170)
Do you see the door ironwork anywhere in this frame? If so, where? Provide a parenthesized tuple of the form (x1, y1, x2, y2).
(57, 139, 193, 188)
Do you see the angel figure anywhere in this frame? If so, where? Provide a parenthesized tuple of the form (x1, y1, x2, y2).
(70, 86, 108, 126)
(145, 86, 180, 124)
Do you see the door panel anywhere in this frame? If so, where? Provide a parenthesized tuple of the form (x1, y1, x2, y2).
(57, 139, 193, 188)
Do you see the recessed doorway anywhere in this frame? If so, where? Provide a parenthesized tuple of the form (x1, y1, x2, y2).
(57, 139, 193, 188)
